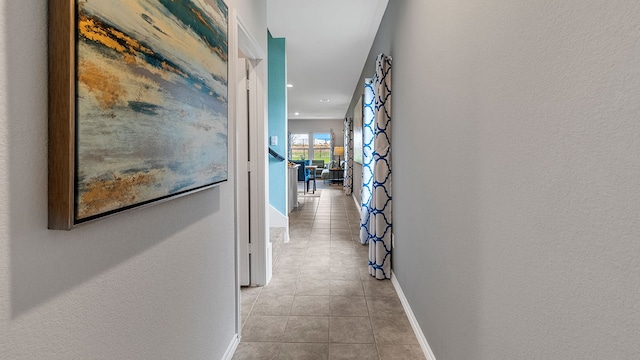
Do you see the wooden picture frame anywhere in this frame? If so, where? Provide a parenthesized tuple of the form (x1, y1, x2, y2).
(49, 0, 229, 230)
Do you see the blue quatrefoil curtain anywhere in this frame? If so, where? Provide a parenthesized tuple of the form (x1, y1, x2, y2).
(360, 54, 392, 280)
(359, 79, 375, 245)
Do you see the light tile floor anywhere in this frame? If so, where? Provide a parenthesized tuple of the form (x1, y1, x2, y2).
(233, 185, 425, 360)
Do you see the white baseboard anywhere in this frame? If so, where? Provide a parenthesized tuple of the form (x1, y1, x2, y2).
(269, 205, 288, 228)
(221, 334, 240, 360)
(352, 193, 359, 209)
(391, 272, 437, 360)
(269, 205, 289, 243)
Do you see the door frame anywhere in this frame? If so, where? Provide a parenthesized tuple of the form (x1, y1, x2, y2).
(229, 10, 269, 336)
(236, 55, 250, 287)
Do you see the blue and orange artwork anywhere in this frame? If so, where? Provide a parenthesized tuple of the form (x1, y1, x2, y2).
(75, 0, 228, 220)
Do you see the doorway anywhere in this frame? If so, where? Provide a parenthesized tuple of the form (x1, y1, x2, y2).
(231, 12, 269, 340)
(237, 54, 251, 286)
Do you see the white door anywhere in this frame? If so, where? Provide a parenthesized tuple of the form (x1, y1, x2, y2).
(237, 56, 251, 286)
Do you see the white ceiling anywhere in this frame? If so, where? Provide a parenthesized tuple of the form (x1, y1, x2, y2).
(267, 0, 388, 120)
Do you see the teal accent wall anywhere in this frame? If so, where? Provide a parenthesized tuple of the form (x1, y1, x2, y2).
(268, 32, 287, 215)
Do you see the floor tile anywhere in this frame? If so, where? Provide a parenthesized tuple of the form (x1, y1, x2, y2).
(311, 228, 331, 236)
(251, 295, 294, 316)
(330, 280, 364, 296)
(313, 220, 331, 227)
(232, 342, 281, 360)
(330, 247, 356, 256)
(290, 229, 311, 237)
(278, 343, 329, 360)
(377, 344, 426, 360)
(283, 247, 308, 255)
(330, 241, 354, 249)
(330, 234, 352, 242)
(359, 267, 378, 281)
(305, 255, 331, 267)
(261, 279, 297, 296)
(307, 241, 331, 249)
(236, 185, 419, 359)
(329, 316, 375, 344)
(242, 316, 288, 342)
(330, 296, 369, 317)
(332, 254, 361, 267)
(330, 221, 351, 229)
(240, 287, 262, 317)
(335, 220, 352, 225)
(291, 296, 331, 316)
(329, 266, 360, 281)
(291, 220, 314, 228)
(362, 279, 396, 297)
(283, 316, 330, 343)
(298, 272, 331, 283)
(296, 279, 332, 296)
(307, 247, 331, 256)
(328, 343, 378, 360)
(285, 241, 310, 249)
(276, 255, 304, 267)
(370, 316, 418, 345)
(241, 286, 263, 302)
(365, 296, 405, 318)
(354, 244, 369, 254)
(299, 264, 328, 274)
(271, 266, 300, 281)
(310, 234, 332, 241)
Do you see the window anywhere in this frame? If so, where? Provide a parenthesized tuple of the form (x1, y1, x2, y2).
(313, 133, 331, 163)
(291, 133, 309, 160)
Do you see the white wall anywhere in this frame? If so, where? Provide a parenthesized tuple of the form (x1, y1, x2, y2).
(0, 1, 266, 359)
(351, 162, 362, 204)
(351, 1, 640, 359)
(289, 119, 345, 147)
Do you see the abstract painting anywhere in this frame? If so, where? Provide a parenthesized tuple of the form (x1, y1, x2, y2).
(48, 0, 229, 229)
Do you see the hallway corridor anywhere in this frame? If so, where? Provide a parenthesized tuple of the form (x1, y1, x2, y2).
(233, 186, 425, 360)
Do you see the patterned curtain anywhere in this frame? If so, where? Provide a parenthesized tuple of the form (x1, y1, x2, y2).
(360, 79, 375, 245)
(287, 131, 292, 160)
(369, 54, 392, 279)
(343, 117, 354, 195)
(360, 54, 392, 280)
(329, 129, 335, 166)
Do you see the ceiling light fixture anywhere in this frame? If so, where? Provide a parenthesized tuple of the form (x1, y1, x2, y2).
(320, 98, 330, 103)
(294, 112, 300, 116)
(286, 84, 293, 88)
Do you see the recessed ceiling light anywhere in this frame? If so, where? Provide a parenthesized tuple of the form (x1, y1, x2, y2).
(294, 112, 300, 116)
(320, 99, 330, 103)
(286, 84, 293, 88)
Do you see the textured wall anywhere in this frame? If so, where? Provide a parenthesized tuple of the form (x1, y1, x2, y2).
(268, 33, 287, 215)
(352, 0, 640, 359)
(0, 1, 267, 359)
